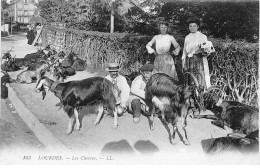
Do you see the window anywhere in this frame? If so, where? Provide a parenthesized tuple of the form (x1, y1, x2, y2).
(24, 10, 28, 15)
(24, 0, 28, 4)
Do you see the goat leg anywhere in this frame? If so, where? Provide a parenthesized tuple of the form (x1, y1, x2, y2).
(66, 116, 74, 135)
(94, 104, 104, 125)
(180, 105, 190, 145)
(150, 105, 156, 130)
(74, 108, 80, 130)
(113, 109, 118, 129)
(160, 118, 173, 144)
(181, 126, 190, 145)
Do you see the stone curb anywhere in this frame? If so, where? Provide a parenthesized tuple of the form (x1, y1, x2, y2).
(7, 83, 73, 155)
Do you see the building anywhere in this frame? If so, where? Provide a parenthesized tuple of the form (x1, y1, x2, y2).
(8, 0, 38, 24)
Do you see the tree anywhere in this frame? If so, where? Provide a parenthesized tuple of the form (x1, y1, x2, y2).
(1, 0, 10, 25)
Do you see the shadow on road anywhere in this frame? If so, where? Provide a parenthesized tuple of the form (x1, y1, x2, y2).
(134, 140, 159, 155)
(100, 139, 159, 157)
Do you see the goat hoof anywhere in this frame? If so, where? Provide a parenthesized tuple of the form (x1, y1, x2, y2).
(66, 130, 72, 135)
(184, 140, 190, 145)
(75, 125, 80, 131)
(171, 140, 177, 145)
(93, 121, 99, 125)
(113, 124, 118, 129)
(150, 126, 155, 130)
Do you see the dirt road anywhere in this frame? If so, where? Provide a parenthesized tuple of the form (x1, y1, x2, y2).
(1, 34, 259, 164)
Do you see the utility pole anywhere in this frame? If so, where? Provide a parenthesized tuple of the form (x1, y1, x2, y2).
(110, 0, 115, 33)
(10, 17, 12, 35)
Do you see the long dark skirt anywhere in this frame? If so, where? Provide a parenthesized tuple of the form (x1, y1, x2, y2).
(153, 53, 178, 81)
(184, 54, 207, 88)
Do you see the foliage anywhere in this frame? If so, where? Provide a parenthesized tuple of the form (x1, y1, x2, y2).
(208, 39, 258, 107)
(1, 0, 10, 25)
(156, 0, 259, 42)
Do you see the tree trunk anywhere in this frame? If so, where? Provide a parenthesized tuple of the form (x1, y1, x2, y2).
(110, 0, 115, 33)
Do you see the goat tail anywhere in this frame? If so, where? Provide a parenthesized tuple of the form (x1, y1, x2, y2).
(102, 79, 116, 113)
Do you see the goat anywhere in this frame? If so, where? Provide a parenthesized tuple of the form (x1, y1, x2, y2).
(27, 61, 46, 71)
(24, 49, 47, 63)
(2, 52, 31, 68)
(1, 59, 20, 72)
(201, 130, 259, 154)
(35, 76, 118, 134)
(144, 72, 204, 145)
(16, 70, 37, 83)
(61, 51, 76, 67)
(192, 93, 259, 137)
(71, 58, 86, 71)
(1, 71, 13, 99)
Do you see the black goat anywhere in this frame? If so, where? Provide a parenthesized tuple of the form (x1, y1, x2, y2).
(2, 52, 31, 69)
(201, 130, 259, 154)
(1, 59, 20, 72)
(1, 71, 13, 99)
(61, 51, 76, 67)
(24, 50, 47, 63)
(192, 93, 259, 137)
(144, 73, 203, 145)
(27, 61, 46, 71)
(35, 76, 118, 134)
(71, 58, 86, 71)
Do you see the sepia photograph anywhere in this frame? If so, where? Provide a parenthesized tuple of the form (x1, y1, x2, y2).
(1, 0, 259, 165)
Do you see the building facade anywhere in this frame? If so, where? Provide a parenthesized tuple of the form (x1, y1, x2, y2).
(8, 0, 38, 24)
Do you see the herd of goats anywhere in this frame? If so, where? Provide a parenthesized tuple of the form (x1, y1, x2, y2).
(1, 45, 259, 155)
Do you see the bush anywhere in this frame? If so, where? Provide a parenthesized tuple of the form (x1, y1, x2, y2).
(1, 31, 8, 37)
(208, 38, 258, 107)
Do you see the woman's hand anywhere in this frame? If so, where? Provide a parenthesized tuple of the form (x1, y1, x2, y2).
(172, 49, 179, 56)
(153, 51, 159, 57)
(182, 57, 186, 69)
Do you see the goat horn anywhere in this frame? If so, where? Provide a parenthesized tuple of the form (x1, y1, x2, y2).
(205, 85, 225, 94)
(184, 72, 199, 87)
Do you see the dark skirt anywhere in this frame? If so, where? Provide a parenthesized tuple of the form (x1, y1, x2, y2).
(153, 53, 178, 81)
(184, 53, 206, 87)
(27, 30, 35, 45)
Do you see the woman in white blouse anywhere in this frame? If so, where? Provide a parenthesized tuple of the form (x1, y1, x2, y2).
(182, 17, 211, 88)
(146, 21, 181, 80)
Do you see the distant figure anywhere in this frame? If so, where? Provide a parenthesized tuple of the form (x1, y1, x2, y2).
(35, 23, 43, 46)
(26, 24, 35, 45)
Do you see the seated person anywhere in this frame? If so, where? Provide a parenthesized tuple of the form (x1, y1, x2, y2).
(105, 63, 130, 115)
(127, 64, 154, 123)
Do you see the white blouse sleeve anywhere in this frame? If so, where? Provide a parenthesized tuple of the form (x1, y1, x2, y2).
(146, 36, 156, 54)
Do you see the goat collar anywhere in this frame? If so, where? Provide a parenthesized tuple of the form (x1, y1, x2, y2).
(50, 81, 60, 92)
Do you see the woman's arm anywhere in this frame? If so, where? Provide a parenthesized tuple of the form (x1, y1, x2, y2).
(146, 36, 157, 54)
(170, 36, 181, 56)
